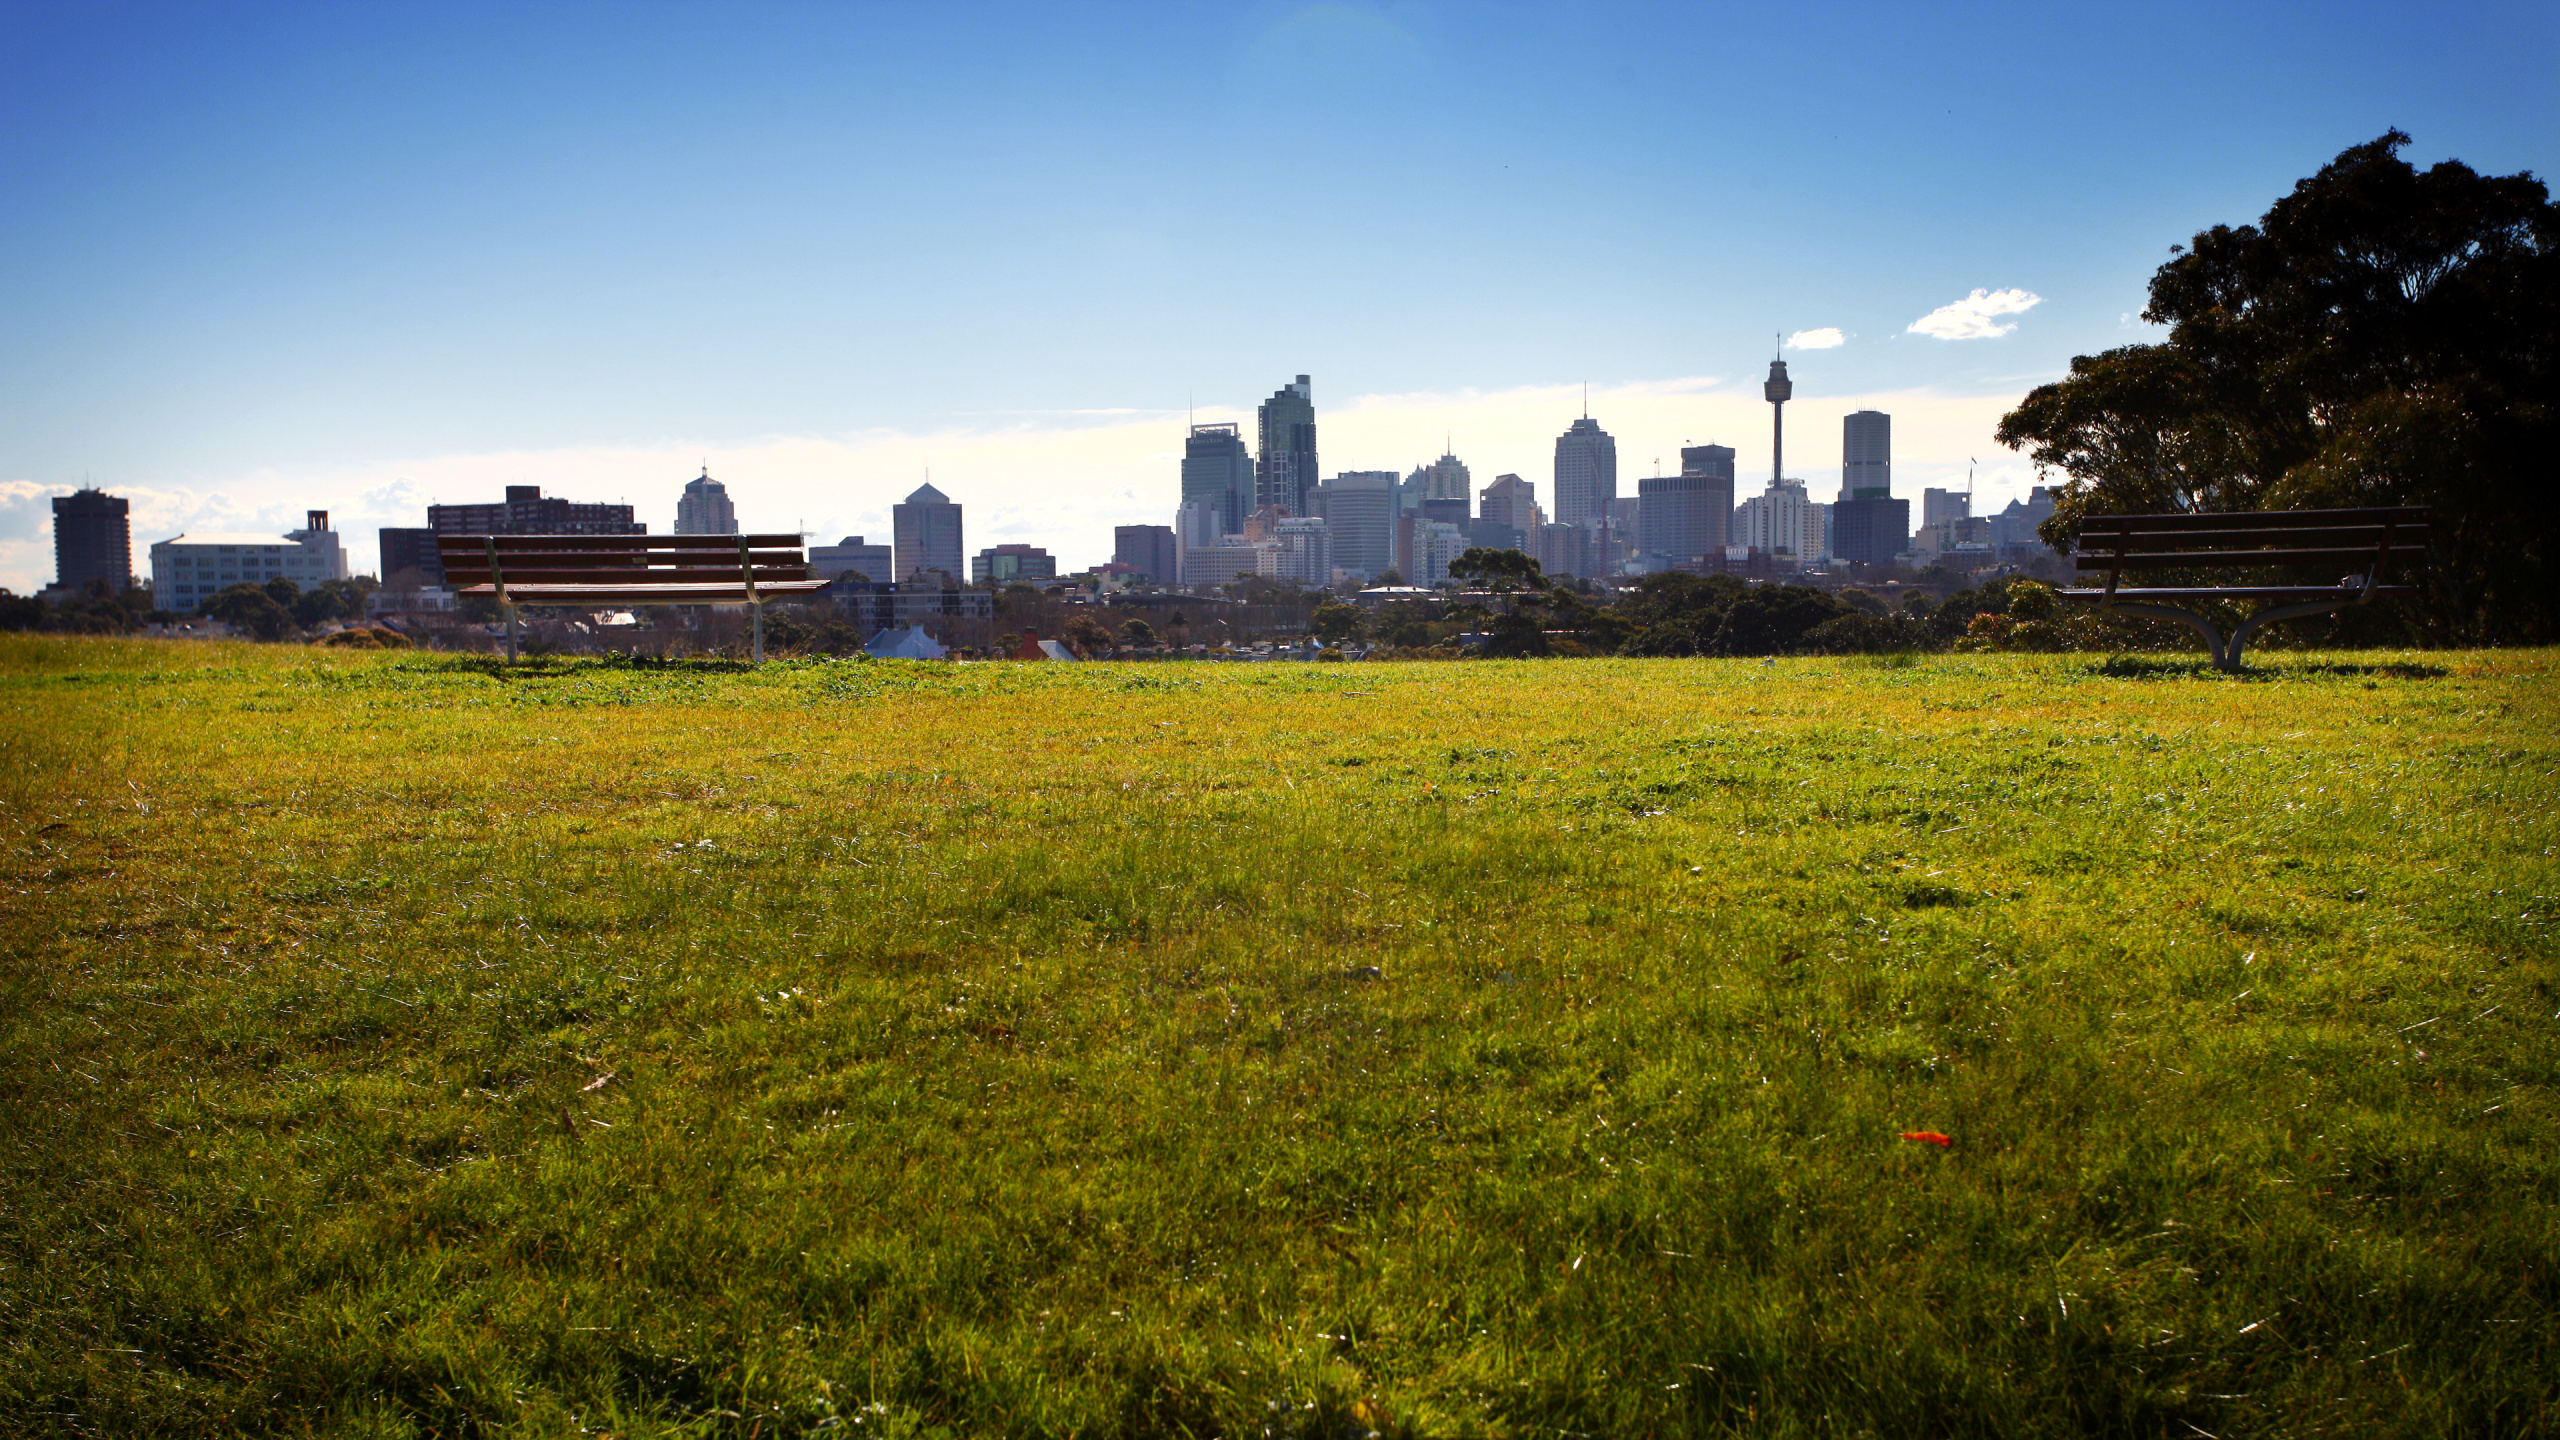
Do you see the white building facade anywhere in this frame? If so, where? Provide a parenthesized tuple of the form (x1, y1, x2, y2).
(151, 513, 350, 612)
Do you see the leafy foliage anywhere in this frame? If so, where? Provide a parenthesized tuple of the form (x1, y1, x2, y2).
(1998, 131, 2560, 641)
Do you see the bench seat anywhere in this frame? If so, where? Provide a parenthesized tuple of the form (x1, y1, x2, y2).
(435, 530, 825, 662)
(2063, 506, 2428, 671)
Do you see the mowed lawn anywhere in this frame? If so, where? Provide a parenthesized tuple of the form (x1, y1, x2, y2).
(2, 638, 2554, 1439)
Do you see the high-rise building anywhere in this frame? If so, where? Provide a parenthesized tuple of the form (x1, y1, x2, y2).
(285, 511, 350, 581)
(1552, 417, 1617, 530)
(1113, 524, 1177, 584)
(378, 528, 445, 589)
(1921, 487, 1969, 532)
(1734, 479, 1813, 566)
(893, 482, 964, 583)
(51, 488, 132, 594)
(1308, 471, 1398, 581)
(675, 468, 739, 535)
(1639, 460, 1731, 571)
(811, 536, 895, 585)
(1412, 520, 1467, 586)
(1832, 491, 1912, 567)
(1535, 522, 1592, 581)
(971, 544, 1057, 585)
(1421, 452, 1471, 504)
(1255, 375, 1318, 516)
(428, 485, 644, 537)
(1181, 423, 1254, 537)
(1273, 517, 1331, 588)
(1479, 474, 1537, 534)
(1843, 411, 1890, 503)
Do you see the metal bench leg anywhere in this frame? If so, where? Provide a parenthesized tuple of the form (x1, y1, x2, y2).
(752, 603, 764, 665)
(504, 602, 517, 664)
(2226, 598, 2347, 672)
(2108, 603, 2228, 669)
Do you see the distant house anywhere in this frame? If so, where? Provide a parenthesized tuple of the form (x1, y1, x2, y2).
(866, 626, 948, 660)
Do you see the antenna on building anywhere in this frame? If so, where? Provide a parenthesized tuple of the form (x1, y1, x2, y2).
(1582, 382, 1588, 419)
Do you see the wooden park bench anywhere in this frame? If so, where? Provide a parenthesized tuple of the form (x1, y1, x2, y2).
(436, 533, 829, 662)
(2063, 506, 2428, 671)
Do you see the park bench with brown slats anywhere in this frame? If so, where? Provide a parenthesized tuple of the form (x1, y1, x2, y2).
(436, 533, 830, 662)
(2061, 505, 2429, 671)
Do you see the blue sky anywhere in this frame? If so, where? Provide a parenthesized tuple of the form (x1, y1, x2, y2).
(2, 0, 2552, 584)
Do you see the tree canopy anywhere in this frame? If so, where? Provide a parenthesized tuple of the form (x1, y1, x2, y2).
(1997, 131, 2558, 641)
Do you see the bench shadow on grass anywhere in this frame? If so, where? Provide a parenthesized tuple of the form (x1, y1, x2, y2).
(410, 653, 763, 679)
(2088, 654, 2450, 681)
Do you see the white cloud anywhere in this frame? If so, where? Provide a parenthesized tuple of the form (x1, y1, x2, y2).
(0, 374, 2062, 591)
(1907, 288, 2043, 340)
(1786, 328, 1845, 350)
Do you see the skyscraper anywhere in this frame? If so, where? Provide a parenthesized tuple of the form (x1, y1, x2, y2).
(51, 487, 131, 593)
(1638, 444, 1733, 569)
(1478, 474, 1537, 533)
(1552, 416, 1617, 530)
(893, 482, 964, 584)
(1255, 375, 1317, 516)
(1181, 423, 1253, 536)
(675, 467, 738, 535)
(1842, 411, 1890, 503)
(1308, 471, 1397, 581)
(1113, 524, 1177, 584)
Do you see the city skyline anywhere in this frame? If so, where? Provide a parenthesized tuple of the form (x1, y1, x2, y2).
(3, 4, 2547, 590)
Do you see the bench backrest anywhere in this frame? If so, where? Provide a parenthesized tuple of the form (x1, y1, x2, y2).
(436, 534, 812, 596)
(2075, 506, 2430, 577)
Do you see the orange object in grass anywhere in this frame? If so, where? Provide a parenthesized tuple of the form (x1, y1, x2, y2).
(1900, 1131, 1954, 1147)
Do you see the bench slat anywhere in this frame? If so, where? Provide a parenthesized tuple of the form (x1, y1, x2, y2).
(2074, 547, 2414, 571)
(2080, 507, 2430, 533)
(445, 563, 814, 579)
(456, 580, 831, 603)
(2076, 525, 2426, 552)
(434, 533, 805, 552)
(2062, 585, 2416, 601)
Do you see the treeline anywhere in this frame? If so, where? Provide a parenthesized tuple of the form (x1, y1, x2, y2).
(0, 577, 383, 640)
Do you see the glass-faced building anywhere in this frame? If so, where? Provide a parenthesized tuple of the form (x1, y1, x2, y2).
(1255, 375, 1318, 516)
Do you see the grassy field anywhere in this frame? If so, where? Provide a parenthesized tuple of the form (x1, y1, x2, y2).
(1, 637, 2553, 1438)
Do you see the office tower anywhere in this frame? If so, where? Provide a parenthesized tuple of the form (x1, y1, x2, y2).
(429, 485, 644, 536)
(1478, 474, 1537, 533)
(1535, 522, 1591, 581)
(1274, 517, 1331, 588)
(377, 528, 445, 588)
(970, 544, 1057, 585)
(1921, 487, 1969, 531)
(1398, 467, 1428, 514)
(1639, 473, 1724, 569)
(1181, 423, 1254, 536)
(1421, 452, 1470, 504)
(811, 536, 896, 585)
(1174, 502, 1225, 586)
(1552, 416, 1617, 530)
(893, 482, 964, 583)
(675, 467, 739, 535)
(1733, 479, 1813, 566)
(1113, 524, 1177, 584)
(1764, 355, 1793, 485)
(1411, 521, 1467, 585)
(1843, 410, 1890, 502)
(1255, 375, 1318, 516)
(52, 488, 131, 593)
(1308, 471, 1397, 581)
(1832, 490, 1913, 566)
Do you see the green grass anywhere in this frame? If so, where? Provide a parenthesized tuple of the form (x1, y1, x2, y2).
(2, 637, 2554, 1438)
